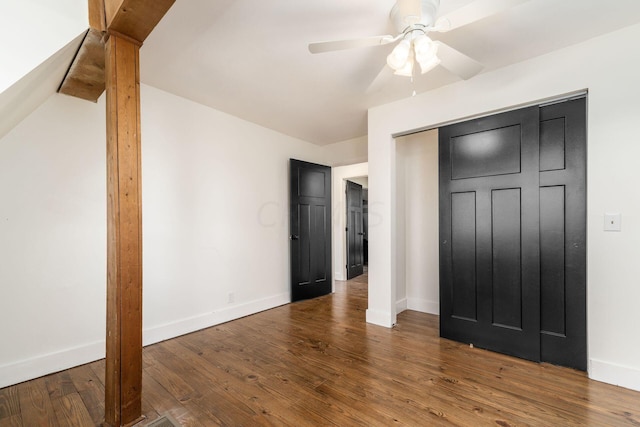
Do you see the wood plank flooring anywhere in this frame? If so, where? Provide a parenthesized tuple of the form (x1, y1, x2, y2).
(1, 272, 639, 426)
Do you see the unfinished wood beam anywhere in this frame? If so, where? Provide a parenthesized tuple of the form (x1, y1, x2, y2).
(89, 0, 107, 32)
(104, 33, 143, 427)
(101, 2, 174, 426)
(60, 0, 174, 102)
(105, 0, 175, 44)
(58, 29, 106, 102)
(59, 0, 106, 101)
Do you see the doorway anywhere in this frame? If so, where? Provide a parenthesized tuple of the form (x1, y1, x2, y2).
(331, 163, 369, 283)
(346, 179, 368, 279)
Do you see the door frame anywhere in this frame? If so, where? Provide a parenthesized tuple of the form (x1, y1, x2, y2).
(330, 165, 369, 282)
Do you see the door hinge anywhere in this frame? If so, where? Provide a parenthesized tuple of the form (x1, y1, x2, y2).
(345, 227, 348, 232)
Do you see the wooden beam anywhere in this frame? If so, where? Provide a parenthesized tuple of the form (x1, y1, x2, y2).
(102, 1, 174, 425)
(105, 0, 175, 44)
(60, 0, 174, 102)
(59, 0, 106, 101)
(58, 29, 106, 102)
(104, 0, 123, 29)
(104, 33, 143, 427)
(89, 0, 107, 32)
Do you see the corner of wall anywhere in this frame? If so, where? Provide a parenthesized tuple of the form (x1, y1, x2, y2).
(366, 308, 396, 328)
(407, 298, 439, 315)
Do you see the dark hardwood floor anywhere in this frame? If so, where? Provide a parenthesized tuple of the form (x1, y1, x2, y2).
(1, 272, 639, 426)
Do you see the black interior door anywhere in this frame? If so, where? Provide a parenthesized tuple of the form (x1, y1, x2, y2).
(439, 98, 587, 370)
(289, 159, 332, 302)
(363, 188, 368, 266)
(539, 98, 587, 370)
(439, 106, 542, 362)
(346, 180, 364, 279)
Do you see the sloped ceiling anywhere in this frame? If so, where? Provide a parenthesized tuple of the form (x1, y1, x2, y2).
(0, 33, 85, 140)
(140, 0, 640, 145)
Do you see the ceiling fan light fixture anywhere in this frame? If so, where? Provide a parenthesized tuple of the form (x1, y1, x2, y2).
(393, 54, 414, 77)
(413, 34, 435, 56)
(387, 39, 412, 71)
(414, 35, 440, 74)
(417, 54, 441, 74)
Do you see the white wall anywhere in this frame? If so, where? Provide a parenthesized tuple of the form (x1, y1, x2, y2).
(396, 131, 439, 316)
(0, 0, 87, 93)
(368, 23, 640, 391)
(0, 84, 327, 388)
(141, 86, 325, 344)
(0, 93, 106, 388)
(332, 163, 368, 281)
(323, 135, 368, 167)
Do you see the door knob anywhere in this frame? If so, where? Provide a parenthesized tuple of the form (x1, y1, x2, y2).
(290, 234, 299, 241)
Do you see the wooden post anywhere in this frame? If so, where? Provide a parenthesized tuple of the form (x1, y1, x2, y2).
(58, 1, 175, 424)
(104, 32, 143, 427)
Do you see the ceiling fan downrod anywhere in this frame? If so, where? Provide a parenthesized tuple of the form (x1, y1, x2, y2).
(390, 0, 440, 33)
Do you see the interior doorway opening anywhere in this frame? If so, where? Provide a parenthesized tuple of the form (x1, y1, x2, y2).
(395, 130, 440, 315)
(346, 177, 368, 279)
(331, 163, 368, 285)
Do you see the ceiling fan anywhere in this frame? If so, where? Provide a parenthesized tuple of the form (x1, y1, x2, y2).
(309, 0, 528, 86)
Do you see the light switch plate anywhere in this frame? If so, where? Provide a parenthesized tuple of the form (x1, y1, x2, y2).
(604, 213, 621, 231)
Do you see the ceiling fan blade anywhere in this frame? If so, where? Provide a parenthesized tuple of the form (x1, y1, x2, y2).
(309, 35, 395, 54)
(366, 65, 394, 95)
(435, 41, 483, 80)
(435, 0, 530, 32)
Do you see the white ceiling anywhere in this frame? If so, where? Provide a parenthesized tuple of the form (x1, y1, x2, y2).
(141, 0, 640, 145)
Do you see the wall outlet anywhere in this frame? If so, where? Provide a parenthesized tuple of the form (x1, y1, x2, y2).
(227, 292, 235, 303)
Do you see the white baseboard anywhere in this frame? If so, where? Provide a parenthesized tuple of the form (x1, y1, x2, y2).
(0, 293, 290, 389)
(143, 292, 289, 346)
(589, 358, 640, 392)
(0, 341, 105, 389)
(366, 308, 396, 328)
(396, 298, 408, 313)
(5, 296, 639, 396)
(407, 297, 439, 315)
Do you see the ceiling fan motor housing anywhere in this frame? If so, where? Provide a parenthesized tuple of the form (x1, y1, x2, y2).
(391, 0, 440, 33)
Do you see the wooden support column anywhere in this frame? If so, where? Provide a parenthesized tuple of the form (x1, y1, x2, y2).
(58, 0, 176, 424)
(104, 32, 143, 427)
